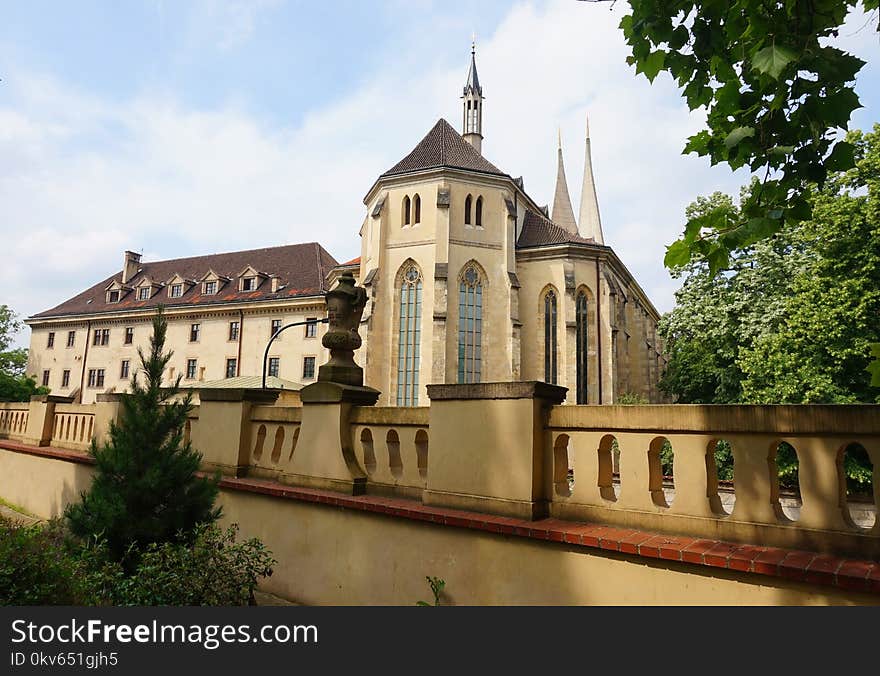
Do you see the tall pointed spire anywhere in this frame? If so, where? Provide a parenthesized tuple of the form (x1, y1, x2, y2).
(578, 113, 604, 244)
(461, 38, 484, 154)
(551, 128, 578, 235)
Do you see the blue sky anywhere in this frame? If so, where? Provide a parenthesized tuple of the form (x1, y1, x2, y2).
(2, 1, 879, 348)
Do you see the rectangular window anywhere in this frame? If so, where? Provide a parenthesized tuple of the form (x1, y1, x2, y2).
(204, 281, 217, 295)
(271, 319, 282, 338)
(242, 277, 255, 291)
(229, 321, 240, 341)
(41, 370, 50, 387)
(108, 290, 120, 303)
(47, 332, 55, 348)
(62, 370, 70, 388)
(120, 360, 130, 380)
(190, 323, 200, 342)
(170, 284, 183, 298)
(101, 329, 110, 346)
(186, 359, 197, 380)
(124, 327, 134, 344)
(225, 358, 237, 378)
(67, 331, 75, 348)
(268, 357, 280, 378)
(93, 329, 101, 346)
(302, 356, 316, 381)
(138, 287, 150, 301)
(88, 369, 105, 388)
(305, 318, 317, 338)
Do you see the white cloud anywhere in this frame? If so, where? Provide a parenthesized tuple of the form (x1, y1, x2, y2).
(2, 0, 876, 349)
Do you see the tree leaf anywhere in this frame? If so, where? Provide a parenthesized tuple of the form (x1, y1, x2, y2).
(752, 44, 798, 79)
(724, 126, 755, 149)
(664, 239, 692, 268)
(641, 50, 666, 83)
(824, 141, 856, 172)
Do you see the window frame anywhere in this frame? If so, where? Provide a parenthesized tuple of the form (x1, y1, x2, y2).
(138, 287, 151, 301)
(203, 280, 218, 295)
(170, 283, 183, 298)
(304, 318, 317, 338)
(268, 357, 280, 378)
(190, 323, 200, 343)
(120, 359, 130, 380)
(225, 358, 237, 379)
(66, 331, 75, 348)
(186, 359, 198, 380)
(41, 370, 50, 387)
(124, 327, 134, 345)
(47, 332, 55, 349)
(302, 356, 316, 381)
(457, 264, 483, 384)
(544, 289, 558, 385)
(229, 321, 240, 341)
(61, 369, 70, 388)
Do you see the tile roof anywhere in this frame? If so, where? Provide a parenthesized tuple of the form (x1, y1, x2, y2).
(380, 118, 506, 178)
(516, 209, 596, 249)
(31, 242, 338, 319)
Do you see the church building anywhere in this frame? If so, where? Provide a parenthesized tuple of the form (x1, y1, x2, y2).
(25, 47, 665, 406)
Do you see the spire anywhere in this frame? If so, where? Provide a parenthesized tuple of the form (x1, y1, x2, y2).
(578, 113, 604, 244)
(551, 129, 578, 235)
(461, 39, 484, 154)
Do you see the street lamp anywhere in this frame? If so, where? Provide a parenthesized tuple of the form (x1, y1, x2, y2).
(261, 317, 329, 389)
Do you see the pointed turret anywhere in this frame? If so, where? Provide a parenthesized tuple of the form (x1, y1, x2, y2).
(461, 40, 484, 154)
(551, 129, 578, 235)
(578, 114, 604, 244)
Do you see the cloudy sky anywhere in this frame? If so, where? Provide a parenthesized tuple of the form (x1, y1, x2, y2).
(2, 0, 878, 347)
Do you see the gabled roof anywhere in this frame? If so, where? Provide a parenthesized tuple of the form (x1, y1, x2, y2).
(380, 119, 506, 179)
(516, 209, 596, 249)
(30, 242, 338, 319)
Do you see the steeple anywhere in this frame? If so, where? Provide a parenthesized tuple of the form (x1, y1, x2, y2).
(551, 129, 578, 234)
(461, 38, 484, 154)
(578, 114, 604, 244)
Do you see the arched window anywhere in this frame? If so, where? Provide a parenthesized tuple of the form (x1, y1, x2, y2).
(397, 264, 422, 405)
(576, 290, 589, 404)
(544, 289, 558, 385)
(464, 194, 472, 225)
(458, 264, 483, 383)
(403, 195, 411, 226)
(413, 194, 421, 224)
(475, 196, 483, 227)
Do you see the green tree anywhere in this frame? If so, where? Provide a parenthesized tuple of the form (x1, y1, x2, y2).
(66, 309, 220, 564)
(0, 305, 46, 401)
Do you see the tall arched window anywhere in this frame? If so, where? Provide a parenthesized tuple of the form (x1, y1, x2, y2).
(403, 195, 411, 226)
(576, 290, 589, 404)
(458, 264, 483, 383)
(544, 289, 558, 385)
(413, 194, 421, 224)
(464, 194, 472, 225)
(475, 196, 483, 227)
(397, 264, 422, 405)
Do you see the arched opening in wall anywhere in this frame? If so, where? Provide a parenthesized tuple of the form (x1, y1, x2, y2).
(387, 429, 402, 479)
(253, 424, 266, 461)
(402, 195, 411, 225)
(769, 441, 801, 521)
(64, 416, 70, 440)
(73, 417, 79, 442)
(361, 429, 375, 475)
(413, 194, 421, 224)
(648, 437, 674, 508)
(80, 417, 87, 442)
(597, 434, 618, 501)
(464, 194, 472, 225)
(543, 289, 558, 385)
(288, 426, 300, 461)
(707, 439, 735, 516)
(87, 417, 93, 441)
(838, 442, 876, 530)
(415, 429, 428, 480)
(271, 426, 285, 464)
(184, 419, 191, 445)
(553, 434, 573, 497)
(475, 196, 483, 227)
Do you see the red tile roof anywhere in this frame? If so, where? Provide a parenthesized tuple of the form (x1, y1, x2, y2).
(30, 242, 338, 319)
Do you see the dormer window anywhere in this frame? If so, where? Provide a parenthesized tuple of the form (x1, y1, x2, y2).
(242, 277, 256, 291)
(108, 290, 120, 303)
(170, 284, 183, 298)
(204, 281, 218, 295)
(138, 287, 150, 301)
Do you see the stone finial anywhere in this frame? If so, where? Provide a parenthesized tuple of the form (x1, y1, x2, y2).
(318, 271, 368, 387)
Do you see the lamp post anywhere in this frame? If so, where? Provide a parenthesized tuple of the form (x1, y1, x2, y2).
(261, 318, 329, 389)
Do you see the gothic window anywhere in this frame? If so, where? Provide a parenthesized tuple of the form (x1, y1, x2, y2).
(413, 194, 421, 224)
(397, 264, 422, 406)
(403, 195, 411, 226)
(464, 194, 472, 225)
(475, 196, 483, 227)
(544, 289, 558, 385)
(576, 290, 589, 404)
(458, 264, 483, 384)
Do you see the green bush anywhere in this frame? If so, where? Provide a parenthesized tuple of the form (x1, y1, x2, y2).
(0, 518, 275, 606)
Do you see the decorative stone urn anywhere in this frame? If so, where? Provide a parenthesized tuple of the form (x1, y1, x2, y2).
(318, 271, 368, 387)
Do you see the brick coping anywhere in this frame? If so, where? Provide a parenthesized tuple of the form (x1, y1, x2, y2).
(2, 439, 878, 596)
